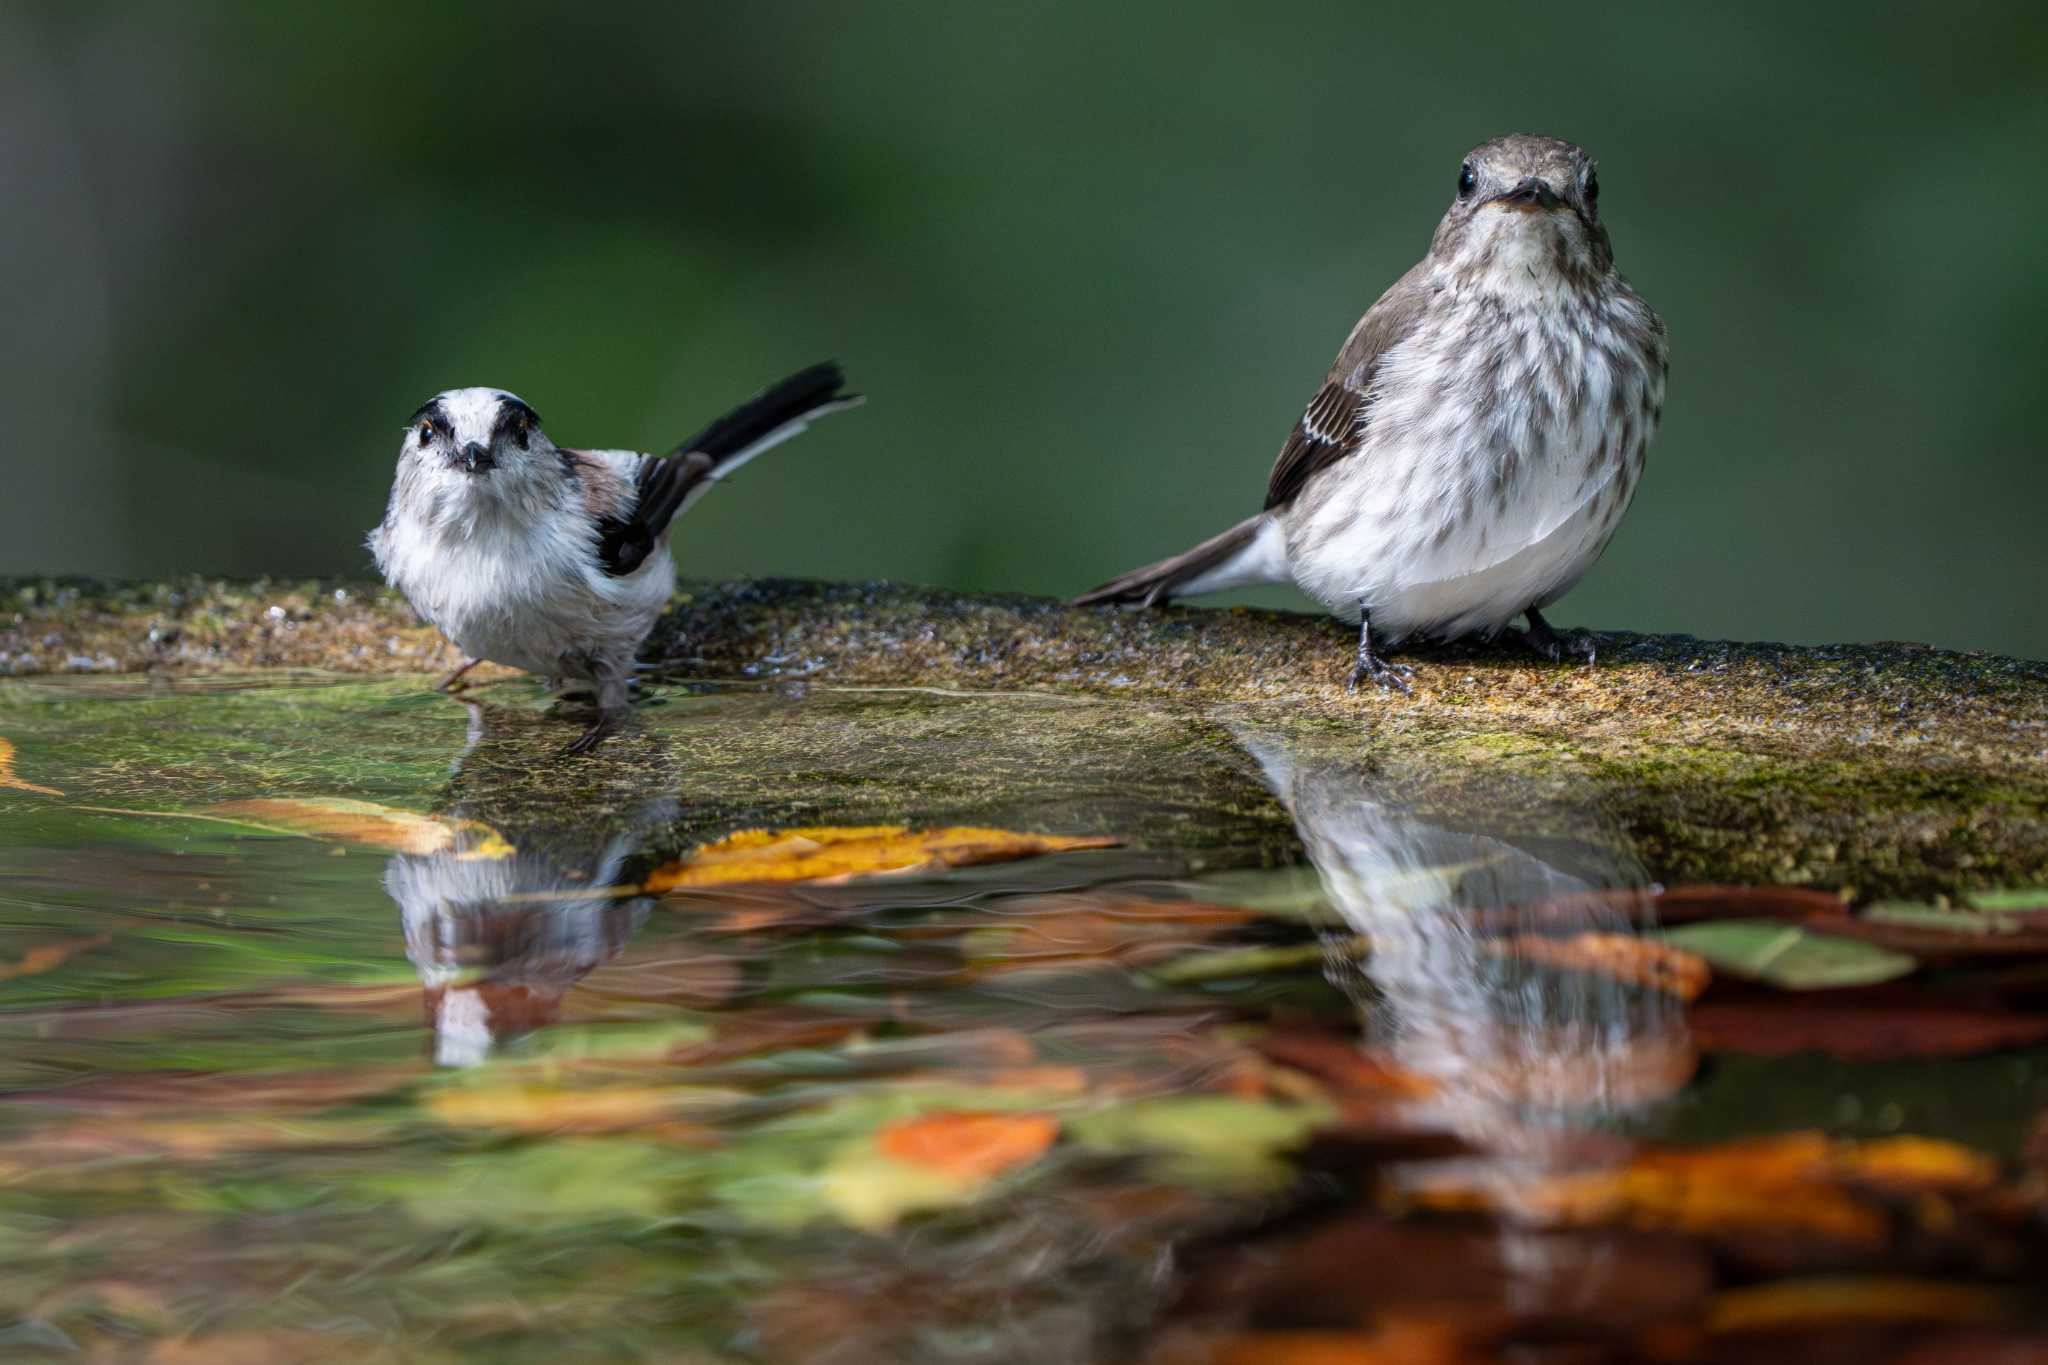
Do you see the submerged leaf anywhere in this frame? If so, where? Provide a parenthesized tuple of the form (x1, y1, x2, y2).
(206, 797, 512, 858)
(1965, 887, 2048, 913)
(962, 893, 1255, 975)
(1406, 1132, 1997, 1246)
(811, 1112, 1062, 1231)
(1862, 902, 2031, 935)
(1663, 919, 1916, 989)
(1706, 1276, 2010, 1332)
(1147, 939, 1342, 985)
(1196, 1323, 1474, 1365)
(1068, 1096, 1330, 1189)
(1483, 931, 1711, 1000)
(645, 825, 1118, 890)
(1691, 992, 2048, 1059)
(0, 931, 110, 982)
(874, 1110, 1058, 1179)
(374, 1139, 679, 1226)
(0, 735, 62, 796)
(425, 1084, 723, 1140)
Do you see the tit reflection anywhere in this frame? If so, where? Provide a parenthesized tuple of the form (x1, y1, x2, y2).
(386, 702, 677, 1066)
(1242, 734, 1690, 1145)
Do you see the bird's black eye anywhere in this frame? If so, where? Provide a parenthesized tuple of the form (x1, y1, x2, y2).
(1457, 162, 1476, 198)
(1584, 169, 1599, 208)
(416, 421, 433, 445)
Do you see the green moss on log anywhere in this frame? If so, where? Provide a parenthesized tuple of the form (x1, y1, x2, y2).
(4, 575, 2044, 897)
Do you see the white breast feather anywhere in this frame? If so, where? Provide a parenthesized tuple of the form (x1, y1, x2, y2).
(1282, 287, 1661, 642)
(373, 458, 673, 679)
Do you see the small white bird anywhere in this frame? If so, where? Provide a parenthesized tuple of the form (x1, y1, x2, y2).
(369, 363, 860, 751)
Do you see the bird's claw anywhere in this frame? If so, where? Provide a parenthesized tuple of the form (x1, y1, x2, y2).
(561, 713, 626, 756)
(1515, 618, 1598, 666)
(1348, 659, 1415, 695)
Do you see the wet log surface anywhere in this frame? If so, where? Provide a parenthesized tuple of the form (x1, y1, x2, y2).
(6, 575, 2046, 897)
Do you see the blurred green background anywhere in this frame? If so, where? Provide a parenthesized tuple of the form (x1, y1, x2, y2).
(3, 2, 2043, 656)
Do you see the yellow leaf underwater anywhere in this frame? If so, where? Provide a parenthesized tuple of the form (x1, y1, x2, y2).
(425, 1084, 721, 1141)
(0, 736, 62, 796)
(207, 798, 514, 858)
(645, 825, 1118, 890)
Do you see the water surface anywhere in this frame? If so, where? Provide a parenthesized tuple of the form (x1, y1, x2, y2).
(1, 674, 2044, 1362)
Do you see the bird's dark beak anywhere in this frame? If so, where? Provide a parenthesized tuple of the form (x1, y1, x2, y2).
(1497, 177, 1562, 212)
(456, 441, 495, 475)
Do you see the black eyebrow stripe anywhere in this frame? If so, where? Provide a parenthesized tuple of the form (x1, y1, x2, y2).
(490, 398, 540, 437)
(406, 398, 453, 432)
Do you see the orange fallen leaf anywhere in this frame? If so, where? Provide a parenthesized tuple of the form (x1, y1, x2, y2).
(0, 931, 109, 982)
(1407, 1133, 1998, 1246)
(1707, 1277, 2010, 1332)
(875, 1110, 1059, 1179)
(645, 825, 1118, 890)
(0, 736, 62, 796)
(207, 798, 513, 858)
(1483, 931, 1711, 1001)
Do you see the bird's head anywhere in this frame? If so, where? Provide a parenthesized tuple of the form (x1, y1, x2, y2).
(1430, 134, 1613, 290)
(398, 387, 561, 503)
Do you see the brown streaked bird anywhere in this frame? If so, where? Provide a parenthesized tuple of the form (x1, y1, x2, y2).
(369, 364, 861, 751)
(1074, 134, 1668, 691)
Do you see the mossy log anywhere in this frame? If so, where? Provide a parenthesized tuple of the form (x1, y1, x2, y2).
(4, 576, 2044, 898)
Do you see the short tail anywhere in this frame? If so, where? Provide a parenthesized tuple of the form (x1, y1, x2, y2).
(1071, 513, 1287, 607)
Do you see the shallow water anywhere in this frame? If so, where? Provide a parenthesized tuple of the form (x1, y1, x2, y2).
(1, 674, 2045, 1362)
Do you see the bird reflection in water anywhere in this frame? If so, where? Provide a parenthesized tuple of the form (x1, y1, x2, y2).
(384, 703, 675, 1066)
(1242, 733, 1693, 1160)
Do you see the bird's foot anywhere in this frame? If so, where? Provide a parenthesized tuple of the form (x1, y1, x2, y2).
(435, 658, 481, 694)
(1347, 603, 1414, 695)
(1515, 610, 1598, 665)
(561, 710, 627, 756)
(1348, 655, 1415, 695)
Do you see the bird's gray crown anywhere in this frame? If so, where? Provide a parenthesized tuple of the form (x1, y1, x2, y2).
(1433, 132, 1611, 277)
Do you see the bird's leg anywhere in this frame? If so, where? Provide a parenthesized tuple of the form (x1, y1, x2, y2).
(1512, 607, 1597, 665)
(563, 656, 633, 755)
(1348, 603, 1414, 695)
(435, 657, 481, 693)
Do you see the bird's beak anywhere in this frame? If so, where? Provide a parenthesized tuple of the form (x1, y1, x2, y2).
(456, 441, 495, 475)
(1495, 177, 1562, 213)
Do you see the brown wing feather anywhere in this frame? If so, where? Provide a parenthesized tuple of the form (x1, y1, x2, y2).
(562, 450, 633, 522)
(1263, 262, 1434, 511)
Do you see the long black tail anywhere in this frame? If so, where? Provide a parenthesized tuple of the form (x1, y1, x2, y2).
(597, 363, 860, 577)
(666, 361, 859, 465)
(1070, 513, 1270, 608)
